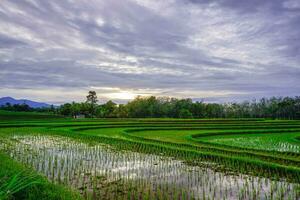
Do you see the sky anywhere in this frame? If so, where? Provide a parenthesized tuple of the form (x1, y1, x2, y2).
(0, 0, 299, 104)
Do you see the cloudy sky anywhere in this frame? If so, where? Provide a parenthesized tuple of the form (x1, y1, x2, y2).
(0, 0, 299, 104)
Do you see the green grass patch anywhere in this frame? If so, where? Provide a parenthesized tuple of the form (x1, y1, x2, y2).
(0, 152, 82, 200)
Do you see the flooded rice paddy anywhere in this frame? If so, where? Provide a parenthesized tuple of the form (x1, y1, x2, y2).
(1, 135, 299, 200)
(205, 133, 300, 153)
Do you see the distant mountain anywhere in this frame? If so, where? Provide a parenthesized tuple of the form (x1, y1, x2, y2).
(0, 97, 51, 108)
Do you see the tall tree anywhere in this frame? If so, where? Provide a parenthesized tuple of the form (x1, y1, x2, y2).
(86, 91, 98, 105)
(86, 91, 98, 117)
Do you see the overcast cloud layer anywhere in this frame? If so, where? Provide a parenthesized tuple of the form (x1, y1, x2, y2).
(0, 0, 299, 104)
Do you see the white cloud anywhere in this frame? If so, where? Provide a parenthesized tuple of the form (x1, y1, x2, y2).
(0, 0, 299, 103)
(283, 0, 300, 9)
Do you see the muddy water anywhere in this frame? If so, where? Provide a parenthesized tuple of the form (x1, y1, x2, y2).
(1, 135, 299, 200)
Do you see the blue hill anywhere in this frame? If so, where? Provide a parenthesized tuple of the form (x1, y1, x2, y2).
(0, 97, 51, 108)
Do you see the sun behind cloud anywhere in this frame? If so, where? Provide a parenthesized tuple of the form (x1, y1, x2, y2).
(105, 91, 138, 100)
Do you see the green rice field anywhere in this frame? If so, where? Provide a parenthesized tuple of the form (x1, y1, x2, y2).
(0, 111, 300, 199)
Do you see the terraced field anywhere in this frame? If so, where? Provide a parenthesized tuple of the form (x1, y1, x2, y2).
(0, 114, 300, 199)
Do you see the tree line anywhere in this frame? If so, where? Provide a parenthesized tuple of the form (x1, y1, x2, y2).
(58, 91, 300, 119)
(1, 91, 300, 119)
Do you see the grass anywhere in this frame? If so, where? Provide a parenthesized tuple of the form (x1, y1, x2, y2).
(0, 152, 82, 200)
(0, 111, 299, 199)
(0, 171, 41, 200)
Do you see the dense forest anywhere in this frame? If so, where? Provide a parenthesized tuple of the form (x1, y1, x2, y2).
(1, 91, 300, 119)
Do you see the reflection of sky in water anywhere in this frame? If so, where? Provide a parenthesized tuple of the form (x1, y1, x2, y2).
(1, 135, 299, 200)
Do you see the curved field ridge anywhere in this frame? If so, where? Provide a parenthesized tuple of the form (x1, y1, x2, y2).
(0, 118, 300, 183)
